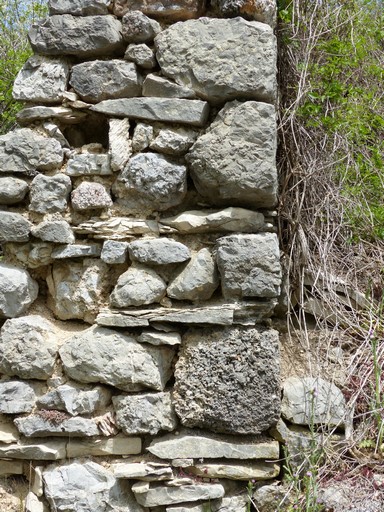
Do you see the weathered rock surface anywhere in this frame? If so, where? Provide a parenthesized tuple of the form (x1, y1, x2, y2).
(25, 492, 48, 512)
(142, 74, 196, 99)
(75, 217, 159, 239)
(49, 0, 111, 15)
(110, 265, 167, 307)
(109, 118, 132, 171)
(66, 153, 112, 176)
(16, 105, 86, 125)
(0, 380, 40, 414)
(59, 325, 175, 391)
(155, 18, 276, 103)
(128, 238, 190, 265)
(174, 327, 280, 434)
(0, 212, 31, 242)
(0, 460, 24, 477)
(167, 495, 249, 512)
(37, 384, 112, 415)
(5, 242, 54, 269)
(0, 415, 20, 443)
(187, 101, 277, 207)
(138, 331, 181, 346)
(29, 15, 124, 58)
(31, 220, 75, 244)
(0, 128, 63, 174)
(114, 153, 187, 212)
(112, 461, 173, 480)
(29, 174, 72, 213)
(71, 182, 113, 210)
(132, 123, 154, 152)
(212, 0, 277, 27)
(51, 243, 102, 259)
(12, 55, 70, 104)
(66, 435, 142, 457)
(122, 10, 161, 43)
(187, 461, 280, 481)
(124, 43, 156, 69)
(14, 415, 100, 437)
(0, 263, 38, 318)
(101, 240, 129, 264)
(0, 439, 67, 460)
(0, 177, 28, 204)
(0, 315, 59, 380)
(216, 233, 281, 299)
(150, 127, 198, 155)
(70, 60, 142, 102)
(114, 0, 204, 20)
(113, 392, 178, 435)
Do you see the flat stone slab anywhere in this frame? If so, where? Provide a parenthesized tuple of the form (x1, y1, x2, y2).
(0, 440, 67, 460)
(187, 461, 280, 481)
(14, 415, 100, 438)
(75, 217, 160, 239)
(16, 106, 86, 125)
(112, 461, 173, 480)
(66, 435, 141, 457)
(114, 0, 204, 20)
(51, 244, 102, 259)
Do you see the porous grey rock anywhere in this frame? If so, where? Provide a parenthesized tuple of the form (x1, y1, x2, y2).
(29, 174, 72, 213)
(12, 55, 70, 104)
(150, 127, 198, 155)
(187, 101, 277, 207)
(66, 153, 112, 176)
(142, 74, 196, 99)
(0, 212, 31, 242)
(124, 43, 156, 69)
(133, 481, 225, 507)
(31, 220, 75, 244)
(14, 415, 100, 437)
(49, 0, 111, 15)
(216, 233, 281, 299)
(114, 0, 204, 20)
(16, 106, 86, 125)
(71, 182, 113, 211)
(0, 177, 28, 205)
(47, 259, 109, 322)
(212, 0, 277, 27)
(188, 461, 279, 481)
(112, 461, 173, 480)
(60, 325, 175, 391)
(281, 377, 346, 427)
(122, 11, 161, 43)
(0, 263, 38, 318)
(113, 392, 178, 435)
(128, 238, 190, 265)
(138, 331, 181, 346)
(37, 384, 112, 415)
(91, 98, 209, 126)
(132, 123, 154, 152)
(51, 243, 102, 259)
(109, 118, 132, 171)
(0, 315, 58, 380)
(0, 128, 63, 174)
(110, 265, 167, 307)
(28, 15, 124, 58)
(155, 18, 276, 103)
(101, 240, 129, 264)
(167, 248, 219, 301)
(174, 327, 280, 434)
(70, 60, 142, 103)
(113, 153, 187, 212)
(0, 439, 67, 460)
(0, 380, 40, 414)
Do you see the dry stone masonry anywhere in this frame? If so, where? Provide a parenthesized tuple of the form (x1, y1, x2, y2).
(0, 0, 347, 510)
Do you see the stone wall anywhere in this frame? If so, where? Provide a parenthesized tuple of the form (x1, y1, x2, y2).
(0, 1, 346, 511)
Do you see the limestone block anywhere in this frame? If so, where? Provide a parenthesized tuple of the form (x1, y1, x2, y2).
(25, 492, 48, 512)
(16, 106, 86, 125)
(37, 383, 112, 415)
(114, 0, 204, 20)
(167, 495, 248, 512)
(155, 18, 276, 103)
(109, 118, 132, 171)
(132, 123, 154, 152)
(167, 248, 219, 301)
(187, 461, 280, 481)
(113, 391, 178, 435)
(142, 74, 196, 99)
(51, 243, 101, 259)
(124, 44, 156, 69)
(0, 177, 28, 204)
(14, 415, 100, 437)
(187, 101, 277, 207)
(0, 212, 31, 242)
(66, 434, 141, 457)
(0, 263, 38, 318)
(71, 182, 113, 211)
(110, 265, 167, 307)
(29, 174, 72, 214)
(212, 0, 277, 27)
(112, 462, 173, 480)
(70, 60, 142, 103)
(49, 0, 111, 15)
(0, 440, 67, 460)
(66, 153, 112, 176)
(138, 331, 181, 346)
(101, 240, 129, 264)
(0, 380, 41, 414)
(4, 242, 54, 269)
(0, 460, 24, 477)
(28, 15, 124, 58)
(12, 55, 70, 104)
(91, 98, 209, 127)
(122, 11, 161, 43)
(31, 220, 75, 244)
(216, 233, 281, 299)
(75, 217, 159, 239)
(150, 127, 198, 155)
(174, 327, 280, 434)
(0, 316, 59, 380)
(113, 153, 187, 212)
(59, 325, 175, 391)
(0, 415, 20, 443)
(128, 238, 190, 265)
(0, 128, 63, 174)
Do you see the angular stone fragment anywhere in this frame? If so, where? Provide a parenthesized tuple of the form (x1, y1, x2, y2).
(0, 439, 67, 460)
(66, 153, 112, 176)
(142, 74, 196, 99)
(109, 118, 132, 171)
(59, 325, 175, 391)
(187, 101, 277, 207)
(13, 55, 70, 104)
(25, 492, 48, 512)
(91, 98, 209, 126)
(101, 240, 129, 264)
(75, 217, 159, 239)
(0, 263, 38, 318)
(16, 106, 86, 125)
(66, 435, 141, 457)
(0, 315, 59, 380)
(0, 415, 20, 443)
(37, 384, 112, 415)
(51, 243, 101, 259)
(155, 18, 276, 103)
(132, 123, 154, 152)
(150, 127, 198, 155)
(71, 182, 113, 211)
(0, 177, 28, 205)
(138, 331, 181, 346)
(110, 265, 167, 307)
(5, 242, 54, 269)
(0, 460, 23, 477)
(0, 212, 31, 242)
(124, 43, 156, 69)
(49, 0, 111, 15)
(0, 380, 40, 414)
(29, 174, 72, 214)
(187, 461, 280, 481)
(112, 461, 173, 480)
(29, 15, 124, 58)
(212, 0, 277, 27)
(0, 128, 63, 174)
(70, 60, 142, 103)
(113, 392, 178, 435)
(167, 495, 248, 512)
(128, 238, 190, 265)
(31, 220, 75, 244)
(14, 415, 100, 438)
(216, 233, 281, 299)
(122, 10, 161, 43)
(174, 327, 280, 434)
(113, 152, 187, 212)
(114, 0, 204, 20)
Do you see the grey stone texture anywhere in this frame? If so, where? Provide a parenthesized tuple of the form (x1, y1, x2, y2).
(0, 177, 28, 205)
(124, 43, 156, 69)
(212, 0, 277, 27)
(70, 60, 142, 103)
(51, 244, 101, 259)
(49, 0, 111, 15)
(187, 101, 277, 207)
(142, 74, 196, 99)
(216, 233, 281, 299)
(12, 55, 70, 104)
(155, 17, 276, 103)
(28, 15, 124, 58)
(14, 416, 100, 437)
(188, 461, 279, 481)
(0, 315, 59, 380)
(66, 153, 112, 176)
(71, 182, 113, 211)
(122, 10, 161, 43)
(138, 331, 181, 346)
(111, 461, 173, 480)
(5, 242, 54, 269)
(101, 240, 129, 264)
(114, 0, 204, 20)
(0, 263, 38, 318)
(16, 105, 86, 125)
(128, 238, 190, 265)
(37, 384, 112, 415)
(174, 327, 280, 434)
(29, 174, 72, 213)
(109, 118, 132, 171)
(66, 435, 142, 458)
(114, 153, 187, 212)
(0, 128, 63, 174)
(25, 492, 48, 512)
(0, 212, 31, 242)
(150, 127, 198, 155)
(0, 416, 20, 443)
(0, 439, 67, 460)
(110, 265, 167, 307)
(59, 325, 176, 391)
(132, 123, 154, 152)
(31, 220, 75, 244)
(0, 380, 40, 414)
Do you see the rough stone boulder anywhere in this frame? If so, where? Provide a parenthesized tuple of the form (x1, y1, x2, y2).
(31, 220, 75, 244)
(128, 238, 190, 265)
(121, 10, 161, 43)
(212, 0, 277, 27)
(71, 182, 113, 211)
(0, 212, 31, 243)
(0, 177, 29, 205)
(110, 265, 167, 307)
(0, 263, 38, 318)
(0, 380, 41, 414)
(174, 326, 280, 434)
(29, 174, 72, 214)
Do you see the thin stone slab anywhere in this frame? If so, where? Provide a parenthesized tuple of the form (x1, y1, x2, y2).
(49, 0, 111, 16)
(187, 461, 280, 481)
(91, 98, 209, 127)
(114, 0, 204, 20)
(0, 440, 67, 460)
(112, 462, 173, 481)
(75, 217, 160, 239)
(16, 106, 86, 125)
(51, 244, 102, 259)
(66, 435, 141, 457)
(14, 416, 100, 437)
(66, 153, 112, 176)
(138, 331, 181, 346)
(142, 74, 196, 99)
